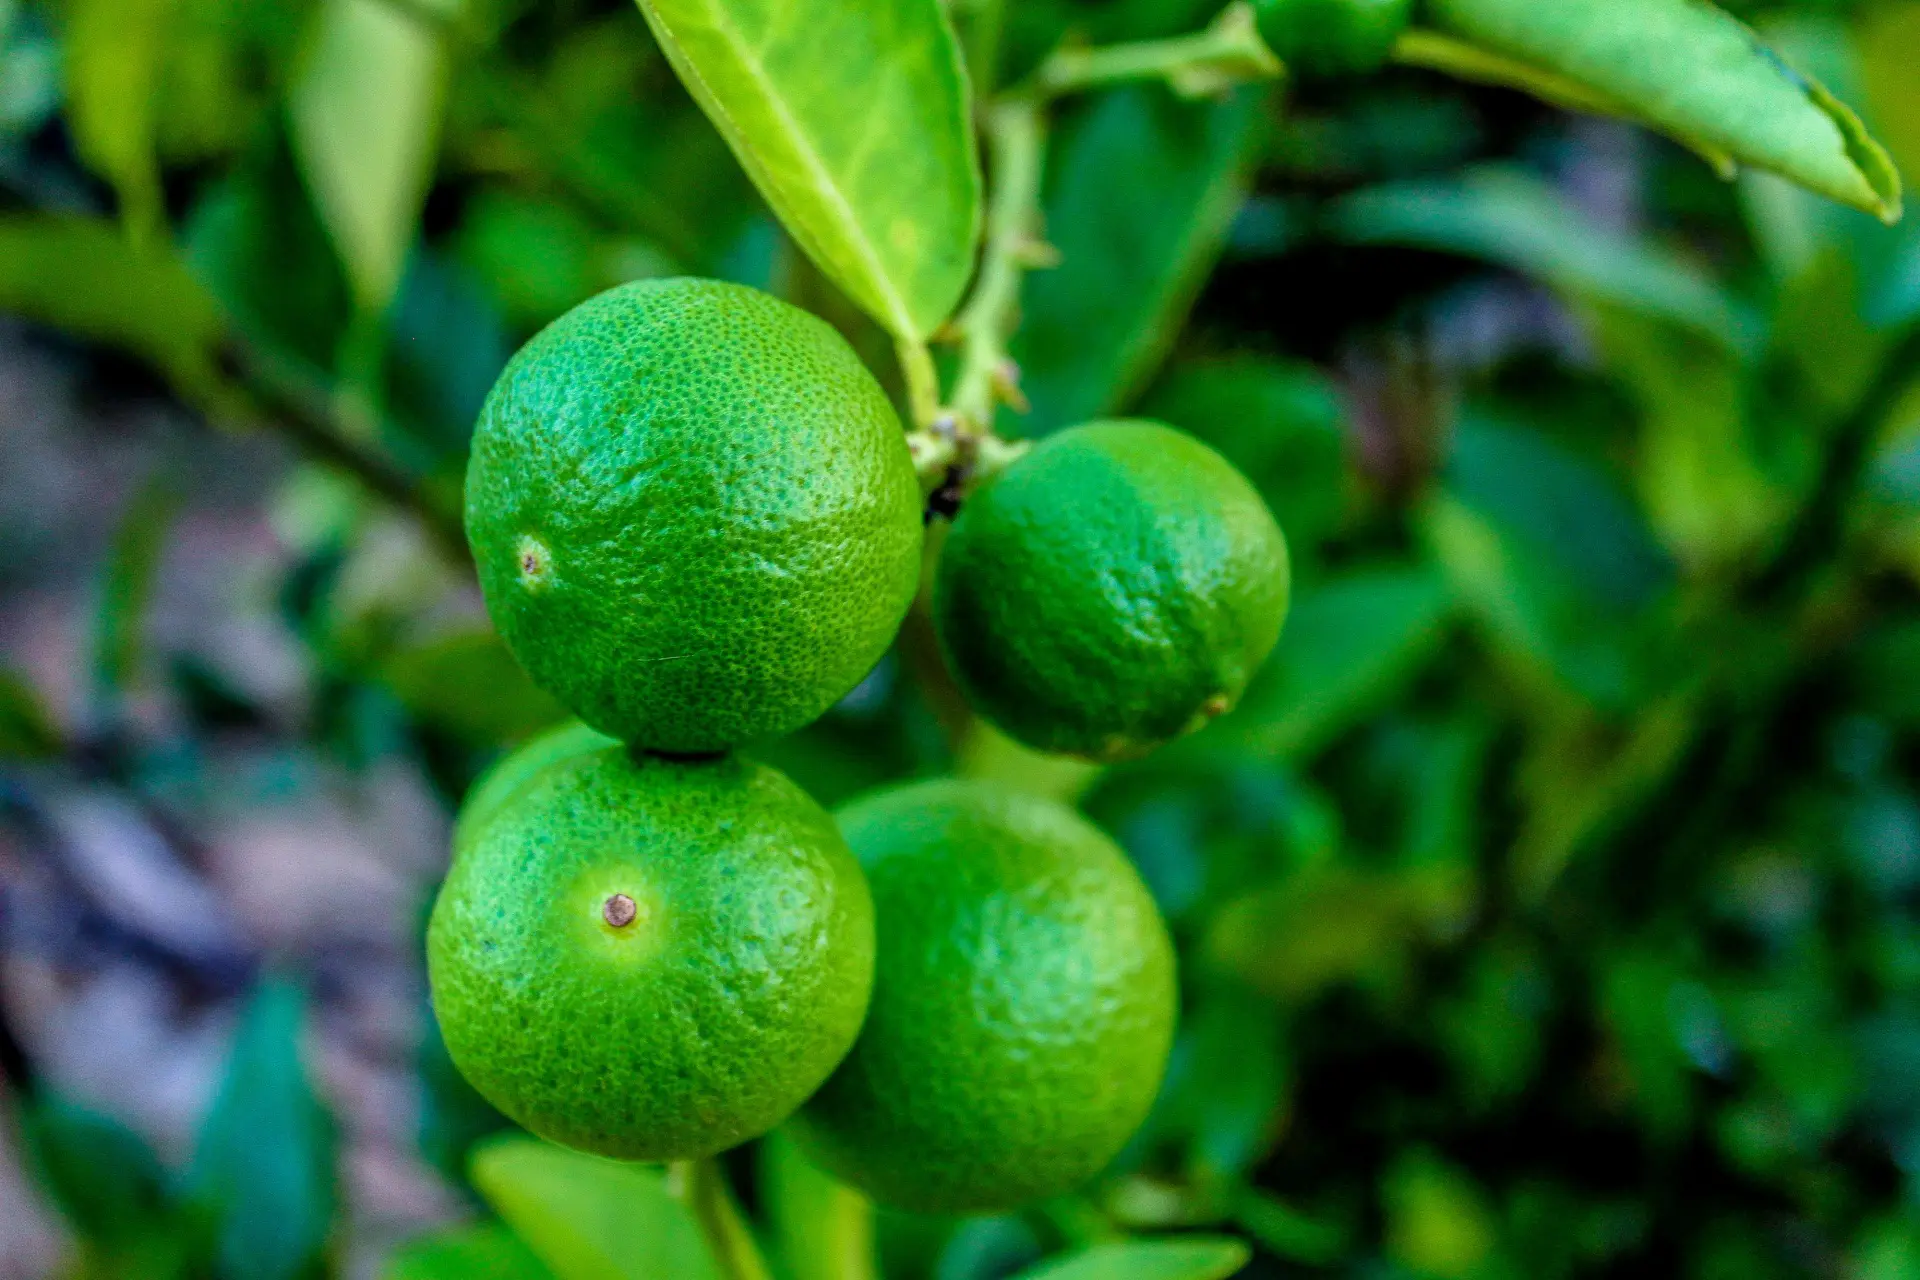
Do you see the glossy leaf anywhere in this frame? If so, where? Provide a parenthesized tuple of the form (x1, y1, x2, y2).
(384, 1224, 553, 1280)
(1330, 166, 1755, 352)
(288, 0, 452, 310)
(1417, 0, 1902, 221)
(633, 0, 979, 339)
(1012, 86, 1262, 435)
(468, 1135, 719, 1280)
(188, 979, 337, 1280)
(0, 214, 223, 388)
(1011, 1239, 1251, 1280)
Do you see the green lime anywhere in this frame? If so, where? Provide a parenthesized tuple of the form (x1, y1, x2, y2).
(1252, 0, 1414, 75)
(791, 779, 1176, 1213)
(933, 420, 1290, 762)
(464, 278, 924, 754)
(428, 746, 875, 1160)
(451, 719, 615, 851)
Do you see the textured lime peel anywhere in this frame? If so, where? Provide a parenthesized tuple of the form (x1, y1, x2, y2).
(464, 278, 924, 753)
(430, 747, 875, 1161)
(793, 779, 1176, 1213)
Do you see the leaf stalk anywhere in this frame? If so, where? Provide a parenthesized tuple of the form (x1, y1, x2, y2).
(667, 1158, 774, 1280)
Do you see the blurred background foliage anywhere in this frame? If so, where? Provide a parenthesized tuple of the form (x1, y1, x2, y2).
(2, 0, 1920, 1276)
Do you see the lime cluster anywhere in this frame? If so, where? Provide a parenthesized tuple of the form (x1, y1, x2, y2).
(431, 276, 1290, 1211)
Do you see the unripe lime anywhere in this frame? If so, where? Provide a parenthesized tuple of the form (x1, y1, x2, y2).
(1253, 0, 1413, 75)
(452, 719, 615, 851)
(465, 278, 924, 754)
(428, 746, 874, 1160)
(933, 420, 1289, 762)
(791, 779, 1176, 1213)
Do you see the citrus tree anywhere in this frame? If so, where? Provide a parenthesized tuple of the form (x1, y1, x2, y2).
(7, 0, 1920, 1278)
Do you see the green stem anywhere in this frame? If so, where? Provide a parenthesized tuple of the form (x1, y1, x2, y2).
(949, 96, 1047, 433)
(896, 336, 943, 431)
(668, 1159, 774, 1280)
(1029, 1, 1279, 100)
(216, 336, 470, 565)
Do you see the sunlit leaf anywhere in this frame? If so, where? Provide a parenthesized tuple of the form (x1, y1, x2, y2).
(633, 0, 979, 339)
(288, 0, 453, 310)
(468, 1135, 719, 1280)
(1382, 1151, 1497, 1280)
(1012, 86, 1262, 435)
(384, 1224, 553, 1280)
(1010, 1238, 1250, 1280)
(1329, 166, 1756, 352)
(189, 980, 336, 1280)
(1414, 0, 1902, 221)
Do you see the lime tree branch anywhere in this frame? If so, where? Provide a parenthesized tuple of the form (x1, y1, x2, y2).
(667, 1158, 774, 1280)
(908, 96, 1048, 485)
(1029, 2, 1279, 100)
(216, 336, 471, 565)
(907, 3, 1279, 490)
(950, 96, 1047, 432)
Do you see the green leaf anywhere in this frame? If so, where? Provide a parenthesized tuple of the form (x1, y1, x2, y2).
(468, 1135, 720, 1280)
(1011, 1238, 1250, 1280)
(1231, 1190, 1346, 1266)
(185, 149, 355, 370)
(633, 0, 980, 339)
(1415, 0, 1902, 222)
(0, 667, 59, 760)
(1422, 411, 1673, 711)
(62, 0, 173, 239)
(760, 1130, 876, 1280)
(384, 1224, 554, 1280)
(1329, 166, 1756, 352)
(20, 1097, 171, 1244)
(1382, 1150, 1498, 1279)
(189, 979, 337, 1280)
(0, 214, 223, 389)
(1219, 566, 1452, 760)
(1012, 86, 1261, 435)
(1589, 307, 1792, 569)
(380, 628, 566, 744)
(1208, 867, 1436, 1000)
(288, 0, 452, 310)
